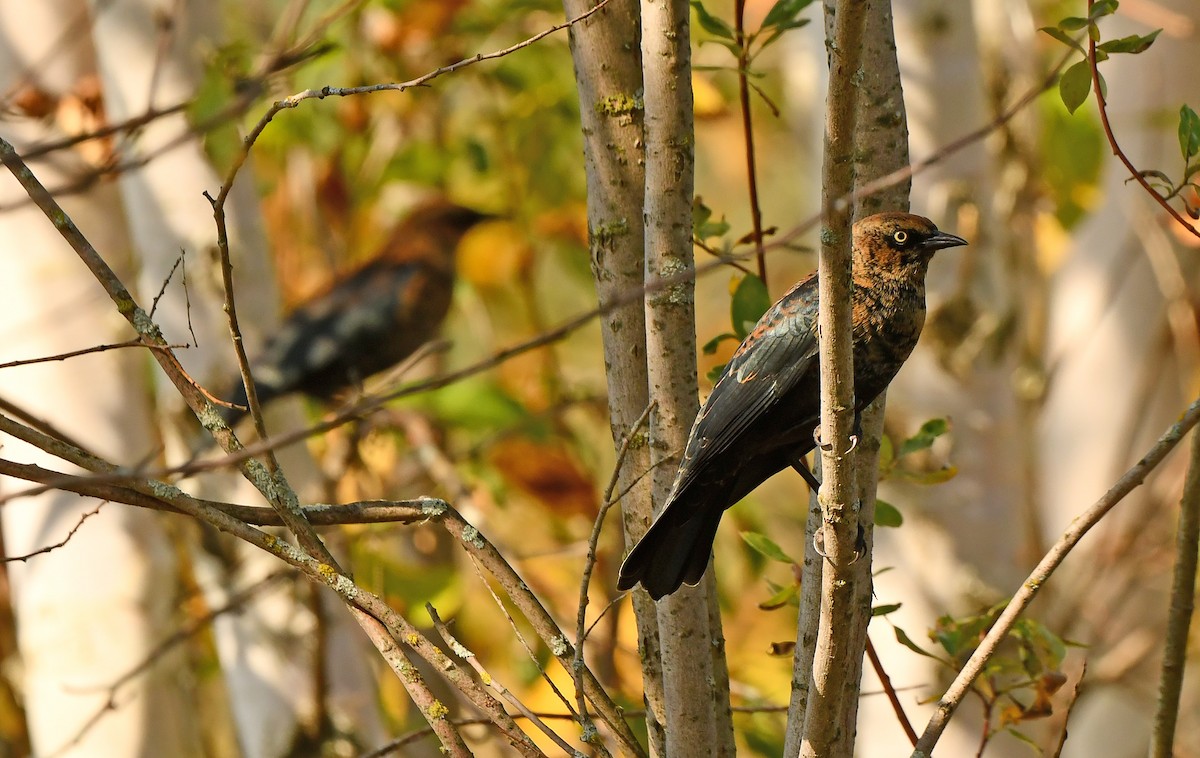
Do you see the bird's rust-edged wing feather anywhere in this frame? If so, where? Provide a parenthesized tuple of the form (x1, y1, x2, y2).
(669, 274, 820, 500)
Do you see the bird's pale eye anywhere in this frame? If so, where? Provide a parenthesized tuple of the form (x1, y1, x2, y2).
(892, 230, 909, 246)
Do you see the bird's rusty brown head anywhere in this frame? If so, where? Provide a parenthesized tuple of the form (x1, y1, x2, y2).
(852, 212, 967, 269)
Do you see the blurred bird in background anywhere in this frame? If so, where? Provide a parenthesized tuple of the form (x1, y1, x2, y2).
(220, 200, 488, 424)
(617, 212, 968, 600)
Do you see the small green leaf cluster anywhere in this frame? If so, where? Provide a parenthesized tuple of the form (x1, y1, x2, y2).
(1138, 104, 1200, 219)
(891, 605, 1075, 749)
(739, 531, 801, 610)
(875, 418, 957, 528)
(691, 0, 813, 61)
(1040, 0, 1160, 115)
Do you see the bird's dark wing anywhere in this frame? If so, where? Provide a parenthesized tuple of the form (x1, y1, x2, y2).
(670, 275, 819, 498)
(229, 262, 424, 408)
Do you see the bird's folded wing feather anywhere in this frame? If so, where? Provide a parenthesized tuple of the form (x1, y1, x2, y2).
(671, 282, 819, 497)
(255, 263, 416, 384)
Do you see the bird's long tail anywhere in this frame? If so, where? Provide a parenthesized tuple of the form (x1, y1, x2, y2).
(616, 502, 722, 601)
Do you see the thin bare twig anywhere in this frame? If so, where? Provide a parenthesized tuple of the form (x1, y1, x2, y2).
(363, 712, 585, 758)
(574, 401, 654, 726)
(51, 571, 291, 755)
(3, 503, 105, 562)
(913, 395, 1200, 756)
(734, 0, 768, 285)
(0, 340, 188, 371)
(148, 249, 183, 320)
(400, 415, 629, 755)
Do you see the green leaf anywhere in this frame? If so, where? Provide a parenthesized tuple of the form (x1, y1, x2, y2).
(693, 196, 731, 239)
(1038, 26, 1084, 55)
(894, 465, 959, 485)
(874, 500, 904, 527)
(1088, 0, 1119, 20)
(1058, 60, 1093, 114)
(741, 531, 795, 563)
(877, 433, 894, 472)
(898, 418, 950, 458)
(706, 362, 727, 383)
(1179, 105, 1200, 161)
(762, 0, 814, 28)
(1097, 29, 1161, 55)
(872, 603, 902, 617)
(759, 581, 799, 610)
(700, 216, 731, 239)
(426, 378, 529, 431)
(702, 332, 739, 355)
(1056, 16, 1089, 31)
(731, 274, 771, 339)
(894, 627, 941, 661)
(753, 19, 810, 57)
(693, 196, 713, 228)
(690, 1, 736, 41)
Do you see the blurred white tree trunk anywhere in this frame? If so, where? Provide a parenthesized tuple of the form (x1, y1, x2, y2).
(1, 1, 387, 755)
(0, 1, 199, 754)
(85, 1, 388, 756)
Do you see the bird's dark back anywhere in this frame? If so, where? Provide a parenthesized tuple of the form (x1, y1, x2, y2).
(219, 201, 487, 421)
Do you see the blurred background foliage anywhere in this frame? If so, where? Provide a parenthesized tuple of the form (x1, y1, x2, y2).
(179, 1, 1188, 754)
(3, 0, 1196, 755)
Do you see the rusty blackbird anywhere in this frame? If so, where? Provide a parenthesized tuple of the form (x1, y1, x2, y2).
(220, 200, 487, 424)
(617, 212, 967, 600)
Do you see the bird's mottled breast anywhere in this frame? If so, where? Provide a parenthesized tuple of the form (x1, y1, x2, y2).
(850, 266, 928, 402)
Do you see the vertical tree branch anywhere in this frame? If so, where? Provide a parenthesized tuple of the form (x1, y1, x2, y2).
(1149, 418, 1200, 757)
(561, 0, 664, 753)
(640, 0, 734, 755)
(833, 0, 910, 745)
(800, 0, 871, 755)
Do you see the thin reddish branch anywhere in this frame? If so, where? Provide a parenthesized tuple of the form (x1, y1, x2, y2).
(1086, 1, 1200, 240)
(734, 0, 768, 285)
(865, 633, 917, 746)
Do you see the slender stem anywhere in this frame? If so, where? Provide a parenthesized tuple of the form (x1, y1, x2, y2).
(865, 633, 917, 746)
(1086, 1, 1200, 240)
(1148, 416, 1200, 757)
(734, 0, 767, 286)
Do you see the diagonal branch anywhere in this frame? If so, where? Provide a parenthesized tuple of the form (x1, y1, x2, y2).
(913, 395, 1200, 756)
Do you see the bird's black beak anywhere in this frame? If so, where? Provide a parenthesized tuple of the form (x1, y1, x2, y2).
(922, 230, 969, 251)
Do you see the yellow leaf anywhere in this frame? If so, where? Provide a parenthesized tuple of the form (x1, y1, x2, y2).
(692, 72, 727, 118)
(456, 220, 533, 288)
